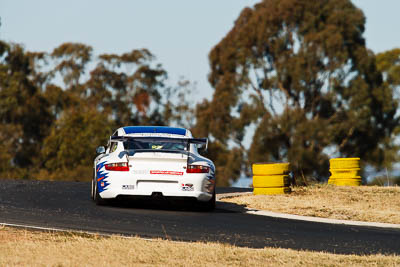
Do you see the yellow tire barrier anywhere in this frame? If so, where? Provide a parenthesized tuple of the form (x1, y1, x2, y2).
(328, 158, 362, 186)
(252, 163, 291, 195)
(330, 168, 360, 177)
(330, 176, 362, 180)
(254, 187, 291, 195)
(252, 163, 290, 176)
(328, 177, 361, 183)
(330, 171, 361, 179)
(329, 158, 360, 169)
(252, 175, 290, 188)
(333, 179, 362, 186)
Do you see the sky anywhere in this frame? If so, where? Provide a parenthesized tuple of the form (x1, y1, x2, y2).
(1, 0, 399, 101)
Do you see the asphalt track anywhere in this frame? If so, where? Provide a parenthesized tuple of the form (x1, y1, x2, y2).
(1, 180, 399, 255)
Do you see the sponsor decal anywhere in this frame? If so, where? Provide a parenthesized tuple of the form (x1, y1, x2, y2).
(122, 185, 135, 190)
(96, 161, 110, 192)
(181, 183, 194, 191)
(150, 170, 184, 176)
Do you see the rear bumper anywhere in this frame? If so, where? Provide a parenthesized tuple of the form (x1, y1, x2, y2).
(99, 173, 215, 202)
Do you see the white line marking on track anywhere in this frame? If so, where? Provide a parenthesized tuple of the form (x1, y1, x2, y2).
(244, 209, 400, 229)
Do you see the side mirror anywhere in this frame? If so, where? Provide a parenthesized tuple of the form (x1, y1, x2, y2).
(96, 146, 106, 154)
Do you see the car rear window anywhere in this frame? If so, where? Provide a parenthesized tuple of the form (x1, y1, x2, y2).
(123, 138, 187, 152)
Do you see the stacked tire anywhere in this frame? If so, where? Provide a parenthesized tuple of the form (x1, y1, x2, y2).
(328, 158, 361, 186)
(252, 163, 291, 195)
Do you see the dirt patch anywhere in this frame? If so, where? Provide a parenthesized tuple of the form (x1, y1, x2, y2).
(221, 185, 400, 224)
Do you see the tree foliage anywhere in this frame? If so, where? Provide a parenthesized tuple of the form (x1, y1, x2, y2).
(0, 34, 193, 180)
(377, 48, 400, 94)
(375, 48, 400, 168)
(195, 0, 399, 182)
(39, 108, 113, 180)
(0, 41, 53, 173)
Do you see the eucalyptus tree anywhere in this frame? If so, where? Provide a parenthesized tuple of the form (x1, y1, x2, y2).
(196, 0, 398, 182)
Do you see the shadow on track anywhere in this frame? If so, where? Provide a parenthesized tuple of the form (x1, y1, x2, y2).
(101, 195, 248, 214)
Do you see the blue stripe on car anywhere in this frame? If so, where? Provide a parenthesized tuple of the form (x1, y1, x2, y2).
(123, 126, 187, 136)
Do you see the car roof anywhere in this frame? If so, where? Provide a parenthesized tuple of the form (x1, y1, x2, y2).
(119, 126, 190, 137)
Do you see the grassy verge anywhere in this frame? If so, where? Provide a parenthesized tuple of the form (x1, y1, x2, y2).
(222, 185, 400, 224)
(1, 226, 399, 266)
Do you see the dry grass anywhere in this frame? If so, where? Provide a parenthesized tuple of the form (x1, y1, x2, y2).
(1, 226, 399, 266)
(222, 185, 400, 224)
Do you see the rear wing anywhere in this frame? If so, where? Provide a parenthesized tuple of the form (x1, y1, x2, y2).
(110, 136, 208, 151)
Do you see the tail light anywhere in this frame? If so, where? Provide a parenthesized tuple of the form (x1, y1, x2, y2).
(187, 165, 209, 173)
(105, 162, 129, 171)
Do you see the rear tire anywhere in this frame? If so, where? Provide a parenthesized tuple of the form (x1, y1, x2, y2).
(198, 190, 215, 211)
(91, 176, 95, 200)
(93, 179, 107, 206)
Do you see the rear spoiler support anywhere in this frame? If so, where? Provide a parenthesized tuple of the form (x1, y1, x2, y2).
(187, 138, 208, 151)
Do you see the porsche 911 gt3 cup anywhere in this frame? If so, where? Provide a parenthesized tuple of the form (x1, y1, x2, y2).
(91, 126, 216, 210)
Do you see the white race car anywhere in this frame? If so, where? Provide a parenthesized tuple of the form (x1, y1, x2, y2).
(91, 126, 216, 210)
